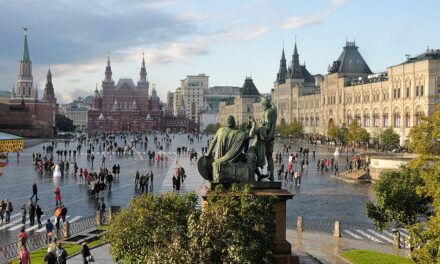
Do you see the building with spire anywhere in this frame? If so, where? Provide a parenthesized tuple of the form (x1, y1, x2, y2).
(218, 77, 262, 126)
(0, 29, 58, 137)
(271, 39, 440, 145)
(88, 53, 163, 132)
(272, 40, 322, 127)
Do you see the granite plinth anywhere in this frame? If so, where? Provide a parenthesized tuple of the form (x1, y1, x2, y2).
(204, 180, 282, 190)
(197, 187, 299, 264)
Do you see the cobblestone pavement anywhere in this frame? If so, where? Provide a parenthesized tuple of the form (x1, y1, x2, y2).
(287, 229, 410, 264)
(1, 135, 397, 252)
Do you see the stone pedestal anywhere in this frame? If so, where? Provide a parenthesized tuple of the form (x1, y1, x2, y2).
(96, 211, 102, 226)
(109, 206, 121, 221)
(63, 222, 70, 239)
(198, 188, 299, 264)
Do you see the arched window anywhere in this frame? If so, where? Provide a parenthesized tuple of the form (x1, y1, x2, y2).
(347, 115, 352, 125)
(373, 114, 380, 127)
(406, 113, 411, 127)
(364, 114, 370, 127)
(394, 113, 401, 127)
(383, 113, 389, 127)
(355, 115, 361, 126)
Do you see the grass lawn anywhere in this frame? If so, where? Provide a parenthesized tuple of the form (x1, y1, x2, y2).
(341, 250, 413, 264)
(12, 239, 104, 264)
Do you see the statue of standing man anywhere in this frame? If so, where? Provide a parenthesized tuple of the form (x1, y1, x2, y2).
(253, 97, 277, 181)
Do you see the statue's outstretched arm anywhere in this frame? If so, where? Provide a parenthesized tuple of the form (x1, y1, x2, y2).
(206, 134, 218, 156)
(248, 117, 256, 138)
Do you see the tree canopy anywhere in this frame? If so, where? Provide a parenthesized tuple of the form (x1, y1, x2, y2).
(380, 128, 400, 147)
(275, 121, 304, 138)
(365, 166, 431, 231)
(55, 114, 76, 132)
(328, 124, 349, 144)
(346, 122, 370, 144)
(204, 123, 221, 134)
(105, 185, 277, 264)
(406, 107, 440, 262)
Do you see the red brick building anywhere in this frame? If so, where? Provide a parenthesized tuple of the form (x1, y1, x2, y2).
(88, 54, 163, 132)
(0, 29, 58, 137)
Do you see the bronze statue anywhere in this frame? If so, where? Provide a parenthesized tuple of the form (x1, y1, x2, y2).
(253, 97, 277, 181)
(198, 99, 280, 189)
(199, 115, 256, 185)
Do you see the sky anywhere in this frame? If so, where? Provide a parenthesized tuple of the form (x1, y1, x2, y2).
(0, 0, 439, 104)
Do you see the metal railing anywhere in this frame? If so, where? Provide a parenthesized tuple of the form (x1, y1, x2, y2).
(2, 213, 105, 260)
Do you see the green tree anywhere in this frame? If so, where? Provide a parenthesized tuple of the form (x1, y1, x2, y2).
(365, 166, 431, 231)
(406, 107, 440, 262)
(380, 127, 400, 147)
(275, 121, 304, 138)
(346, 122, 370, 144)
(55, 114, 76, 132)
(328, 124, 349, 144)
(105, 185, 277, 264)
(204, 123, 221, 134)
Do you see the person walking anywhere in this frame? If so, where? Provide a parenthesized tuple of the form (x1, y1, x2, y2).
(36, 204, 43, 228)
(81, 240, 92, 264)
(90, 154, 95, 167)
(97, 199, 106, 224)
(30, 181, 38, 203)
(55, 243, 68, 264)
(5, 198, 12, 222)
(134, 170, 140, 188)
(55, 187, 62, 206)
(106, 173, 113, 191)
(18, 228, 28, 250)
(44, 247, 56, 264)
(54, 207, 62, 230)
(45, 219, 54, 244)
(101, 155, 106, 167)
(0, 200, 4, 224)
(28, 201, 36, 226)
(18, 245, 31, 264)
(21, 204, 27, 225)
(149, 171, 154, 192)
(61, 205, 67, 223)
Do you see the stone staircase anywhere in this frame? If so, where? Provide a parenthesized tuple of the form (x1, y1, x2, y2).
(331, 169, 371, 183)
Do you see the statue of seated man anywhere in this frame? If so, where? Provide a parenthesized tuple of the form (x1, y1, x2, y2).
(201, 115, 256, 184)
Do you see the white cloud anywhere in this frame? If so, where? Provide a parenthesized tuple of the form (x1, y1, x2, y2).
(282, 0, 347, 29)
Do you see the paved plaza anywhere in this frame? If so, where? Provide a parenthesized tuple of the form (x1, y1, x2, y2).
(0, 134, 409, 253)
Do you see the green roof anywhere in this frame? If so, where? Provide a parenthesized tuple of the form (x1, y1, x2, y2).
(0, 131, 22, 140)
(21, 34, 30, 62)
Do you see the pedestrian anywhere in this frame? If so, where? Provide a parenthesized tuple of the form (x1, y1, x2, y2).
(18, 228, 28, 250)
(18, 245, 30, 264)
(134, 170, 140, 187)
(5, 198, 12, 222)
(335, 162, 339, 176)
(46, 218, 54, 243)
(97, 199, 106, 224)
(21, 204, 27, 225)
(165, 155, 168, 166)
(106, 173, 113, 190)
(0, 200, 4, 224)
(44, 247, 56, 264)
(149, 171, 154, 191)
(117, 164, 120, 177)
(35, 204, 43, 228)
(30, 181, 38, 203)
(61, 205, 67, 223)
(28, 201, 36, 226)
(81, 240, 92, 264)
(54, 206, 62, 230)
(55, 243, 68, 264)
(101, 154, 106, 167)
(54, 186, 62, 206)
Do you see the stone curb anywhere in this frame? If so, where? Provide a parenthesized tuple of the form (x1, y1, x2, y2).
(337, 255, 354, 264)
